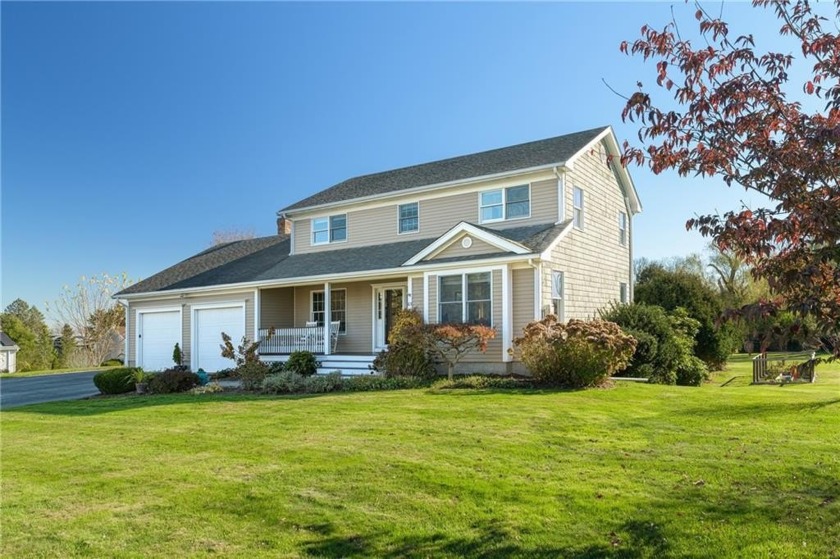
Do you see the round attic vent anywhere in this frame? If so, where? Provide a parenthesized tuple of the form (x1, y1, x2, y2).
(461, 236, 473, 249)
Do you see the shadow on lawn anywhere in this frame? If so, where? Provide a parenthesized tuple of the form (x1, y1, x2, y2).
(299, 518, 708, 559)
(298, 467, 839, 559)
(674, 397, 840, 421)
(4, 391, 352, 416)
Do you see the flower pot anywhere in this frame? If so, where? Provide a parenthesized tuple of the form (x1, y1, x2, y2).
(135, 382, 148, 395)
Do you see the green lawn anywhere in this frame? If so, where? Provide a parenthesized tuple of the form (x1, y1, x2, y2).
(2, 356, 838, 558)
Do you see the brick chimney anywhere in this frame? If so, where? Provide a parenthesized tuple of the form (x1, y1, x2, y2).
(276, 215, 292, 237)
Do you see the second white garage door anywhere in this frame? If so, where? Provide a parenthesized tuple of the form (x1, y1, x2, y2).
(193, 305, 245, 372)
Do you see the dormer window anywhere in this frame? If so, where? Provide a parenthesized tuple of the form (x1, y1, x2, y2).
(479, 185, 530, 223)
(312, 214, 347, 245)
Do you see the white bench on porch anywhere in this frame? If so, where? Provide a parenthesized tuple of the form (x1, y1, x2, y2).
(258, 321, 340, 355)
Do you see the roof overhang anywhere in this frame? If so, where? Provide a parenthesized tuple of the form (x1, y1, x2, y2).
(117, 252, 538, 302)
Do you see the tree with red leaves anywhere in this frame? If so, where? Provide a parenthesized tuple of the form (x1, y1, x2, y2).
(620, 0, 840, 356)
(423, 323, 496, 380)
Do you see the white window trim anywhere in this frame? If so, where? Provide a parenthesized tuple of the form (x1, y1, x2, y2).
(310, 288, 348, 334)
(573, 186, 585, 230)
(551, 270, 565, 322)
(478, 184, 531, 224)
(620, 282, 628, 304)
(437, 272, 494, 327)
(397, 202, 420, 235)
(311, 214, 348, 246)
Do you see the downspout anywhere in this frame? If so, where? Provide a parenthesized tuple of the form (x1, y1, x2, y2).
(625, 196, 634, 302)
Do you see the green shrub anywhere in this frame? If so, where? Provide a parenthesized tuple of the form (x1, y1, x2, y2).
(341, 375, 430, 392)
(371, 309, 437, 378)
(147, 369, 200, 394)
(237, 361, 270, 391)
(190, 382, 224, 394)
(634, 264, 739, 369)
(100, 359, 124, 367)
(677, 355, 709, 386)
(303, 372, 344, 393)
(283, 351, 319, 377)
(93, 367, 139, 395)
(432, 375, 533, 390)
(511, 317, 637, 388)
(261, 371, 308, 394)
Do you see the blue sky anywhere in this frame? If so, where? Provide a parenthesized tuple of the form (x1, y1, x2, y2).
(2, 1, 801, 326)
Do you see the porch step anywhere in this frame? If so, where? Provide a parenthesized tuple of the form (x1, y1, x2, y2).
(318, 355, 376, 376)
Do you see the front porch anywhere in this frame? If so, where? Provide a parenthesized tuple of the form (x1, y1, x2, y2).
(256, 277, 414, 360)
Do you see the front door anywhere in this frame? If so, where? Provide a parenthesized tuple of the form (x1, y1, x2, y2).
(374, 287, 405, 350)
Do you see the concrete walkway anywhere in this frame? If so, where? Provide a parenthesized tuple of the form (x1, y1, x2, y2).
(0, 372, 100, 409)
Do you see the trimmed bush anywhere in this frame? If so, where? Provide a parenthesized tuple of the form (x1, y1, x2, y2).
(100, 359, 124, 367)
(93, 367, 139, 395)
(371, 309, 437, 379)
(511, 316, 637, 388)
(237, 361, 269, 391)
(432, 375, 533, 390)
(147, 369, 200, 394)
(261, 371, 309, 394)
(341, 375, 430, 392)
(283, 351, 319, 377)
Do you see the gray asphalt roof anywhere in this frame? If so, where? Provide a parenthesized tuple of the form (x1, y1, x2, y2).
(282, 127, 608, 212)
(116, 221, 566, 296)
(0, 332, 18, 348)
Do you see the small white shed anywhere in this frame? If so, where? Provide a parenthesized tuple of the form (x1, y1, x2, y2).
(1, 332, 20, 373)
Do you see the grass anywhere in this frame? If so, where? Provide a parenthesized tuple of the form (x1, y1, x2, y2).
(2, 366, 108, 378)
(2, 355, 838, 558)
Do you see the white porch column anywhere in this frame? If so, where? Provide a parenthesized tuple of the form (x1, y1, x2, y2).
(502, 265, 513, 362)
(323, 282, 331, 355)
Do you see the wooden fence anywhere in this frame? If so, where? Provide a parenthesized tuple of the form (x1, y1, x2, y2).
(752, 353, 817, 384)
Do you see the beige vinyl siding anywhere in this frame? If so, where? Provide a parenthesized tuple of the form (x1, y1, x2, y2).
(292, 171, 559, 254)
(260, 287, 294, 329)
(292, 281, 374, 353)
(511, 268, 536, 343)
(127, 291, 254, 368)
(410, 277, 424, 313)
(542, 143, 632, 319)
(428, 236, 501, 261)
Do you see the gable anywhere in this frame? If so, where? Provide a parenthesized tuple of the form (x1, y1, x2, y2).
(423, 234, 506, 262)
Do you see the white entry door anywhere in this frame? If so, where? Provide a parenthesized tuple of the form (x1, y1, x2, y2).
(373, 287, 405, 350)
(138, 310, 181, 372)
(194, 305, 245, 372)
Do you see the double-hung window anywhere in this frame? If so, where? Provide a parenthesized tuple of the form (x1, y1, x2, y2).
(312, 214, 347, 245)
(551, 270, 565, 321)
(619, 212, 628, 246)
(573, 187, 584, 230)
(479, 185, 530, 223)
(398, 203, 419, 234)
(311, 289, 347, 333)
(438, 272, 492, 325)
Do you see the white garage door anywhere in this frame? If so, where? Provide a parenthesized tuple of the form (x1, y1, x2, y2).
(138, 310, 181, 372)
(194, 306, 245, 372)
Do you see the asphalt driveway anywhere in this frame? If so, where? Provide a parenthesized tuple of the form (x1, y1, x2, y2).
(0, 371, 100, 409)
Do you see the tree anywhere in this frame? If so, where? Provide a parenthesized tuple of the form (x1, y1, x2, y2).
(50, 274, 132, 367)
(634, 263, 738, 369)
(422, 323, 496, 380)
(1, 299, 53, 371)
(54, 323, 79, 369)
(619, 0, 840, 356)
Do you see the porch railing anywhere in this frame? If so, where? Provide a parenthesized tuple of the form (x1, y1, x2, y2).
(752, 352, 817, 384)
(258, 325, 339, 355)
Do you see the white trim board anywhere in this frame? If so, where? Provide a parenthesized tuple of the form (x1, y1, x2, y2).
(403, 222, 531, 266)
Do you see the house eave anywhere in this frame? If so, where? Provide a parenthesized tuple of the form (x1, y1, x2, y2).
(115, 253, 537, 301)
(279, 162, 566, 217)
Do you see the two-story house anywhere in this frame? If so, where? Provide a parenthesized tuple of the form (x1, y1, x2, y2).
(116, 126, 641, 374)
